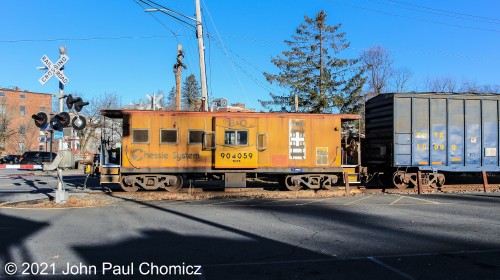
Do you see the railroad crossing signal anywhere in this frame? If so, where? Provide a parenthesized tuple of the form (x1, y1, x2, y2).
(38, 54, 70, 85)
(66, 94, 89, 112)
(51, 112, 71, 131)
(32, 112, 48, 128)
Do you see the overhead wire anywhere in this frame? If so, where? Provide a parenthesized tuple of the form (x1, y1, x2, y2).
(134, 0, 181, 41)
(369, 0, 500, 24)
(329, 0, 500, 33)
(216, 43, 288, 96)
(134, 0, 196, 81)
(0, 35, 176, 43)
(201, 0, 250, 106)
(384, 0, 500, 23)
(137, 0, 196, 29)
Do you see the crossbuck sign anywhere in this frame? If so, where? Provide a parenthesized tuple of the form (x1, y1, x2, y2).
(38, 54, 70, 85)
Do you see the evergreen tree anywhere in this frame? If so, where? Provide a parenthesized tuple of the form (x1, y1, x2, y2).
(260, 10, 366, 114)
(182, 74, 201, 111)
(164, 86, 177, 110)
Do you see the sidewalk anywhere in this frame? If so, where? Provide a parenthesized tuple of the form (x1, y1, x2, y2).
(0, 169, 108, 206)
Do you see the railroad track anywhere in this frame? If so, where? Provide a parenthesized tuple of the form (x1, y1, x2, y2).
(93, 183, 499, 200)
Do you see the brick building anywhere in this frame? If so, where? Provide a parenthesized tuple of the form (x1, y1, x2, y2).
(0, 87, 52, 155)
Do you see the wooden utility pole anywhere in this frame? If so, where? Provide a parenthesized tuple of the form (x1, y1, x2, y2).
(174, 44, 186, 111)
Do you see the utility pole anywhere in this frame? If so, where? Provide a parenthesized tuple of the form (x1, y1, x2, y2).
(195, 0, 208, 111)
(173, 44, 186, 111)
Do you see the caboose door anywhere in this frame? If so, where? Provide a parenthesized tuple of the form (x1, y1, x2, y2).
(213, 117, 258, 169)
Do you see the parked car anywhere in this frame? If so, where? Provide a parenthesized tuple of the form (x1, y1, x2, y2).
(0, 155, 20, 164)
(19, 151, 57, 165)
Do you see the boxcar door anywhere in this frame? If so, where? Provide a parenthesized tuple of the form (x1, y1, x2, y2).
(213, 117, 258, 169)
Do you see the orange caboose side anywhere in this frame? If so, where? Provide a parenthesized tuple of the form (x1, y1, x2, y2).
(101, 110, 360, 191)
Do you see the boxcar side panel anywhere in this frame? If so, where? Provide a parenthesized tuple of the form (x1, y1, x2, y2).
(482, 100, 498, 166)
(412, 98, 430, 166)
(448, 99, 465, 167)
(430, 99, 447, 166)
(465, 100, 481, 166)
(394, 97, 412, 166)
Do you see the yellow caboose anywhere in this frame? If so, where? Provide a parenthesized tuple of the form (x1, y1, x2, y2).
(101, 110, 360, 191)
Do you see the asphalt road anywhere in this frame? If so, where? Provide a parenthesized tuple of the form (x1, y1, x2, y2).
(0, 173, 499, 280)
(0, 168, 94, 204)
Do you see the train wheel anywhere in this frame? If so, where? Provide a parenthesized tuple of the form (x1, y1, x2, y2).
(430, 173, 445, 188)
(120, 176, 139, 192)
(284, 175, 302, 191)
(322, 175, 339, 190)
(163, 175, 183, 192)
(392, 172, 409, 189)
(322, 180, 335, 190)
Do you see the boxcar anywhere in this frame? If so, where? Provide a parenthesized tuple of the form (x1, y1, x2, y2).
(101, 110, 361, 191)
(364, 93, 500, 188)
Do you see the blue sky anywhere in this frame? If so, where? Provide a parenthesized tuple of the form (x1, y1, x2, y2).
(1, 0, 499, 111)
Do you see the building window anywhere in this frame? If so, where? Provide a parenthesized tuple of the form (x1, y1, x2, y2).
(0, 92, 5, 97)
(19, 125, 26, 136)
(224, 130, 248, 146)
(188, 130, 204, 144)
(132, 129, 149, 143)
(20, 105, 26, 116)
(0, 104, 5, 114)
(19, 143, 25, 153)
(160, 129, 178, 144)
(20, 94, 26, 99)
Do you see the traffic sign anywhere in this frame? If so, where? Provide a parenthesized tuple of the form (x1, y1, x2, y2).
(54, 131, 64, 139)
(38, 54, 70, 85)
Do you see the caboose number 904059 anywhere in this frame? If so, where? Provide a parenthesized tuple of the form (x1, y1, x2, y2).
(100, 110, 361, 192)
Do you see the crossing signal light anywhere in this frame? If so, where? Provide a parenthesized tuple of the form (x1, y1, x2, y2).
(66, 94, 77, 110)
(72, 115, 87, 130)
(32, 112, 48, 128)
(51, 112, 71, 131)
(66, 94, 89, 112)
(74, 100, 89, 112)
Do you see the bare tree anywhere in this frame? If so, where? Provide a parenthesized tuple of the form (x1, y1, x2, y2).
(459, 79, 481, 93)
(480, 84, 500, 93)
(76, 92, 122, 152)
(361, 45, 394, 95)
(6, 119, 39, 154)
(392, 67, 412, 93)
(425, 76, 458, 92)
(0, 98, 13, 151)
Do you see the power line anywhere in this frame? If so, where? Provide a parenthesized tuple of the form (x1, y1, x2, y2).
(330, 0, 500, 33)
(369, 0, 500, 25)
(201, 0, 250, 105)
(134, 0, 181, 41)
(384, 0, 500, 23)
(138, 0, 196, 29)
(0, 35, 176, 43)
(134, 0, 197, 74)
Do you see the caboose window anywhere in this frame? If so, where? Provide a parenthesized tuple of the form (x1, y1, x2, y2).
(224, 130, 248, 146)
(161, 129, 178, 144)
(188, 130, 204, 144)
(133, 129, 149, 143)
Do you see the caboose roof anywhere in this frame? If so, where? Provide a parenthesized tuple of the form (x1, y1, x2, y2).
(100, 109, 361, 121)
